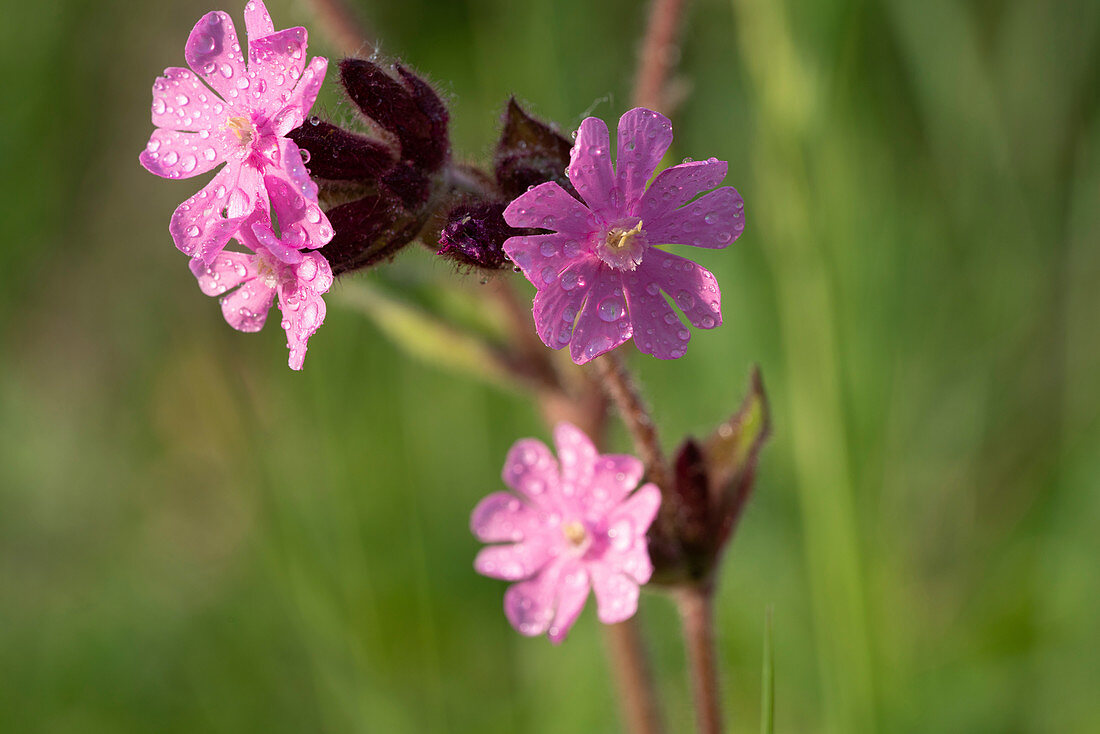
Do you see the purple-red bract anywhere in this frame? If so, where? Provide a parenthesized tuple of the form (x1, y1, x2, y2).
(471, 423, 661, 643)
(503, 107, 745, 364)
(140, 0, 332, 264)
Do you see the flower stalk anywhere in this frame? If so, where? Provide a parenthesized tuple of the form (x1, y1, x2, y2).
(677, 585, 724, 734)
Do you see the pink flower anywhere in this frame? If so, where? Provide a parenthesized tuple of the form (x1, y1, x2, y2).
(471, 423, 661, 643)
(140, 0, 332, 264)
(503, 108, 745, 364)
(189, 209, 333, 370)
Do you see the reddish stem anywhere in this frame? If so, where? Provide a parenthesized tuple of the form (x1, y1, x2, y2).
(633, 0, 691, 113)
(678, 585, 724, 734)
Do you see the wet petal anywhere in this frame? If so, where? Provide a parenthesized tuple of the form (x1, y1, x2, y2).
(220, 277, 275, 332)
(245, 27, 308, 118)
(503, 558, 566, 636)
(503, 181, 599, 237)
(149, 67, 226, 132)
(547, 563, 590, 644)
(634, 158, 728, 221)
(471, 491, 542, 543)
(277, 267, 328, 370)
(554, 422, 599, 493)
(185, 11, 248, 107)
(568, 269, 633, 365)
(579, 454, 645, 519)
(503, 232, 591, 289)
(189, 250, 258, 296)
(643, 186, 745, 249)
(250, 217, 305, 264)
(622, 267, 691, 360)
(140, 128, 228, 180)
(168, 164, 252, 261)
(639, 249, 722, 330)
(567, 117, 620, 221)
(532, 257, 599, 352)
(612, 483, 662, 534)
(275, 56, 328, 136)
(502, 438, 561, 506)
(475, 537, 554, 581)
(616, 108, 673, 210)
(243, 0, 275, 41)
(589, 566, 640, 624)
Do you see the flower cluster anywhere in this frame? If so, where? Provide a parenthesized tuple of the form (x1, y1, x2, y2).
(141, 0, 760, 645)
(471, 423, 661, 643)
(140, 0, 333, 369)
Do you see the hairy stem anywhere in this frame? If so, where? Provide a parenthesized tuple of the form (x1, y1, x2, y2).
(678, 586, 724, 734)
(603, 619, 666, 734)
(307, 0, 372, 56)
(633, 0, 691, 113)
(593, 354, 672, 492)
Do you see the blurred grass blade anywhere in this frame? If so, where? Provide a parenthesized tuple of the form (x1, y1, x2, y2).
(339, 280, 520, 390)
(761, 605, 775, 734)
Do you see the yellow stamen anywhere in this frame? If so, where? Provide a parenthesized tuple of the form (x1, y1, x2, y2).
(227, 116, 253, 145)
(606, 220, 644, 250)
(562, 521, 587, 547)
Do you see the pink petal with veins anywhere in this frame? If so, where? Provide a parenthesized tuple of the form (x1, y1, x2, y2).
(615, 107, 673, 209)
(567, 117, 620, 221)
(503, 181, 599, 237)
(185, 11, 248, 106)
(568, 268, 633, 365)
(639, 249, 722, 330)
(643, 186, 745, 249)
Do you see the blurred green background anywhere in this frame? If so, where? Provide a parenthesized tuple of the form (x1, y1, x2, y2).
(2, 0, 1098, 732)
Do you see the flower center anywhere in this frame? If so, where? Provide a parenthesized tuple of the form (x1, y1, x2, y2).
(596, 218, 649, 271)
(227, 116, 254, 146)
(562, 520, 588, 548)
(256, 258, 280, 289)
(605, 221, 644, 251)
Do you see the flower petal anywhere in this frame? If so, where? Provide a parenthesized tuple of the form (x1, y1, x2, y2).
(568, 268, 633, 365)
(140, 128, 227, 180)
(548, 563, 590, 644)
(589, 566, 640, 624)
(577, 454, 645, 519)
(616, 108, 673, 209)
(246, 27, 308, 118)
(244, 0, 275, 40)
(250, 216, 305, 264)
(554, 422, 599, 493)
(169, 163, 263, 262)
(470, 491, 541, 543)
(643, 186, 745, 249)
(149, 67, 227, 132)
(274, 56, 328, 136)
(622, 268, 691, 360)
(476, 537, 553, 581)
(532, 257, 599, 352)
(612, 483, 662, 534)
(567, 117, 620, 220)
(185, 11, 248, 107)
(639, 249, 722, 330)
(277, 258, 329, 370)
(502, 438, 561, 507)
(189, 250, 258, 296)
(634, 158, 728, 221)
(502, 181, 599, 237)
(503, 558, 566, 636)
(219, 277, 275, 332)
(504, 232, 590, 290)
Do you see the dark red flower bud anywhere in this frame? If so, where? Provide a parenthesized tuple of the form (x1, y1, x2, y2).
(289, 117, 396, 182)
(494, 98, 575, 199)
(339, 58, 450, 173)
(322, 188, 426, 275)
(438, 201, 516, 270)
